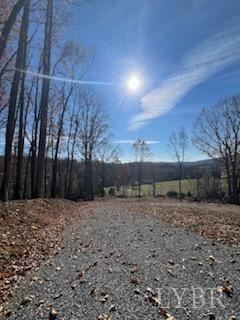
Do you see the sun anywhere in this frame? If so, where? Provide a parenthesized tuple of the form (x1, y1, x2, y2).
(126, 75, 141, 92)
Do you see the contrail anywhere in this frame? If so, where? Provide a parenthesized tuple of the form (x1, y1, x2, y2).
(16, 68, 117, 86)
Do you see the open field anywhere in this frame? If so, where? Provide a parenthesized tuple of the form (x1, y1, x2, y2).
(106, 178, 197, 197)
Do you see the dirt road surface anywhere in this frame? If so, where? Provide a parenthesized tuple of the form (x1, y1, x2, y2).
(2, 204, 240, 319)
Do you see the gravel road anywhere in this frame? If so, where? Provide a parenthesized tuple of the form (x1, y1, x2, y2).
(2, 206, 240, 319)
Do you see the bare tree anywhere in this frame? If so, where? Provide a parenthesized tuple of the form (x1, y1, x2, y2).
(64, 105, 80, 198)
(35, 0, 53, 198)
(97, 141, 120, 197)
(133, 139, 149, 198)
(0, 0, 26, 62)
(193, 95, 240, 204)
(14, 67, 33, 199)
(76, 90, 109, 200)
(0, 0, 30, 201)
(168, 128, 188, 200)
(0, 0, 94, 201)
(51, 83, 73, 197)
(50, 40, 88, 198)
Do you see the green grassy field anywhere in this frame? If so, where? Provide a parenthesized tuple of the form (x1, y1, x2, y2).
(106, 179, 197, 197)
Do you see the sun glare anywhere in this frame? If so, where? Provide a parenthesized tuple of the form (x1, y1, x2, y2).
(126, 75, 141, 92)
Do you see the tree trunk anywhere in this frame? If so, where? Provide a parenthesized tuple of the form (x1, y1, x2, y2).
(58, 162, 63, 197)
(0, 49, 17, 81)
(67, 118, 79, 198)
(138, 162, 142, 198)
(231, 162, 239, 204)
(23, 146, 31, 198)
(64, 115, 73, 197)
(84, 158, 94, 201)
(179, 163, 182, 200)
(224, 158, 232, 199)
(67, 158, 73, 198)
(84, 158, 89, 200)
(51, 124, 62, 198)
(89, 159, 94, 200)
(0, 0, 30, 201)
(101, 161, 105, 197)
(14, 15, 30, 199)
(44, 156, 48, 197)
(14, 77, 25, 199)
(30, 139, 37, 197)
(0, 0, 26, 61)
(51, 86, 72, 198)
(35, 0, 53, 198)
(30, 64, 41, 197)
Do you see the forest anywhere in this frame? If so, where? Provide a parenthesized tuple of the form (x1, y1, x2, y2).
(0, 0, 116, 201)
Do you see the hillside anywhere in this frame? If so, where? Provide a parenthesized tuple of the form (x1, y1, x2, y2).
(103, 158, 220, 188)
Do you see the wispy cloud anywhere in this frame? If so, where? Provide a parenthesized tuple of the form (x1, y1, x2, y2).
(129, 25, 240, 130)
(115, 139, 160, 144)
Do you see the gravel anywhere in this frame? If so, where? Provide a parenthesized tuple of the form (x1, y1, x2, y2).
(2, 206, 240, 319)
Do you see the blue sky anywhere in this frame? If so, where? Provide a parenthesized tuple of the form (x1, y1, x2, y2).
(69, 0, 240, 162)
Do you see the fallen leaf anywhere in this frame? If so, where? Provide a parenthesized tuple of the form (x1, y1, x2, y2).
(146, 287, 156, 296)
(53, 293, 63, 300)
(166, 267, 174, 276)
(217, 284, 233, 297)
(130, 265, 139, 273)
(208, 255, 217, 264)
(129, 276, 140, 285)
(99, 292, 109, 303)
(207, 310, 215, 320)
(49, 307, 58, 320)
(77, 270, 85, 278)
(109, 304, 116, 312)
(148, 296, 161, 306)
(90, 287, 96, 295)
(70, 281, 78, 289)
(183, 307, 191, 317)
(20, 296, 32, 305)
(159, 307, 176, 319)
(37, 299, 44, 306)
(195, 244, 201, 250)
(134, 288, 140, 294)
(190, 256, 197, 261)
